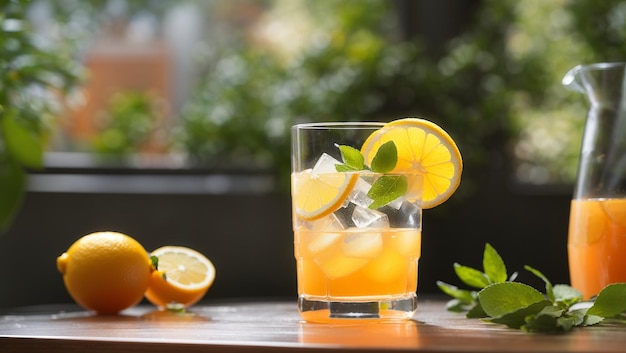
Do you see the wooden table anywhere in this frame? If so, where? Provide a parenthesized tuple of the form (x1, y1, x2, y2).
(1, 299, 625, 352)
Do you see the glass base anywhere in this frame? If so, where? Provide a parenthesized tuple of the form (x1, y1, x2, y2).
(298, 294, 417, 322)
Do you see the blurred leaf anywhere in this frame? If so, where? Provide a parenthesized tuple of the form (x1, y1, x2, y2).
(0, 0, 80, 233)
(1, 111, 43, 169)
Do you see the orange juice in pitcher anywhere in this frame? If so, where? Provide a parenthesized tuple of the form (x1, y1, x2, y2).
(568, 198, 626, 299)
(563, 62, 626, 298)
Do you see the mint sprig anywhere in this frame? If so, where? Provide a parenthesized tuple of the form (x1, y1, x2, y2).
(335, 141, 407, 209)
(438, 243, 626, 332)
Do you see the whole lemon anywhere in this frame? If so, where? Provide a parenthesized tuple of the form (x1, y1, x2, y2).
(57, 231, 153, 314)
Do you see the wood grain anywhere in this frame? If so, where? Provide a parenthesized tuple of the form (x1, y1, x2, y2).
(0, 299, 624, 352)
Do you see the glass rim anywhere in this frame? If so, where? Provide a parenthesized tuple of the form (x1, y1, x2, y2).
(292, 122, 386, 130)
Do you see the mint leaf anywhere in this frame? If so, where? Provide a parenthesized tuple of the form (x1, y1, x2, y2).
(438, 242, 626, 333)
(336, 144, 365, 171)
(521, 305, 583, 332)
(367, 175, 407, 209)
(524, 265, 554, 302)
(554, 315, 582, 332)
(483, 243, 507, 283)
(466, 303, 488, 318)
(521, 304, 568, 332)
(370, 141, 397, 173)
(490, 300, 552, 329)
(335, 164, 358, 172)
(587, 283, 626, 318)
(444, 299, 470, 313)
(553, 284, 582, 307)
(437, 281, 475, 303)
(582, 313, 604, 326)
(437, 281, 479, 313)
(478, 282, 546, 318)
(332, 141, 410, 206)
(454, 263, 490, 289)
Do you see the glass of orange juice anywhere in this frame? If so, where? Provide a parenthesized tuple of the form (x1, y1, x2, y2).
(291, 119, 461, 322)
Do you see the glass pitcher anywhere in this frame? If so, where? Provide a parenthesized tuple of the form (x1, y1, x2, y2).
(563, 62, 626, 299)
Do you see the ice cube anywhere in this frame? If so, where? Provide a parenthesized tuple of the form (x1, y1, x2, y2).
(312, 153, 342, 174)
(333, 202, 357, 228)
(348, 178, 374, 208)
(307, 232, 342, 254)
(342, 230, 383, 259)
(314, 249, 369, 279)
(363, 248, 407, 283)
(310, 213, 346, 232)
(383, 201, 421, 228)
(390, 229, 421, 257)
(351, 205, 389, 229)
(387, 196, 404, 210)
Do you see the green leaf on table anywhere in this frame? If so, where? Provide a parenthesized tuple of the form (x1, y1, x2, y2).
(483, 243, 507, 283)
(587, 283, 626, 318)
(582, 313, 604, 326)
(478, 282, 546, 318)
(490, 300, 552, 329)
(444, 299, 469, 313)
(553, 284, 583, 307)
(454, 263, 490, 289)
(521, 304, 581, 332)
(370, 141, 397, 173)
(0, 158, 26, 232)
(336, 144, 364, 171)
(466, 303, 488, 318)
(437, 281, 475, 303)
(524, 265, 554, 301)
(367, 175, 407, 209)
(1, 112, 44, 169)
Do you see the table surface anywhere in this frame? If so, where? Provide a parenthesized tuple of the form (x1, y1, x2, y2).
(1, 298, 625, 353)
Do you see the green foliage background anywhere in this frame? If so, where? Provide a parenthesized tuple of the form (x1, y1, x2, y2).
(3, 0, 626, 231)
(0, 0, 79, 231)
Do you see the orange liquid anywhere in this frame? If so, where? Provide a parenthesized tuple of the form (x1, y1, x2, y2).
(568, 198, 626, 299)
(294, 229, 420, 301)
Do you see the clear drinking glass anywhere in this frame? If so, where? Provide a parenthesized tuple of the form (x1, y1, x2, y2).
(291, 122, 422, 322)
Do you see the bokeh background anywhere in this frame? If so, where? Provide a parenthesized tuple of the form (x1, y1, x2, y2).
(1, 0, 624, 309)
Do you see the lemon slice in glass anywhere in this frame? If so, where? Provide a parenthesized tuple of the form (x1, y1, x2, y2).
(293, 168, 358, 221)
(360, 117, 462, 209)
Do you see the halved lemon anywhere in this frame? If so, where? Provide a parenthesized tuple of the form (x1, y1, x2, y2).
(360, 117, 462, 209)
(293, 169, 358, 221)
(144, 246, 216, 309)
